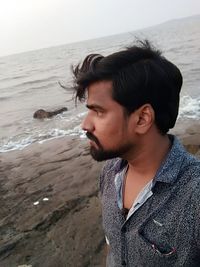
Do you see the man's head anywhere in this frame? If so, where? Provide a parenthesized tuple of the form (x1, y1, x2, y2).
(73, 40, 183, 161)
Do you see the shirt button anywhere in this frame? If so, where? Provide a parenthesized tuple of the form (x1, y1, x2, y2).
(121, 260, 126, 266)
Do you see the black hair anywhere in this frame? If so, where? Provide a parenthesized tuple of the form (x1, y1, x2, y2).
(72, 40, 183, 134)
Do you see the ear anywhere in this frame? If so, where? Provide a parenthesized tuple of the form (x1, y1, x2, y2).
(132, 104, 155, 134)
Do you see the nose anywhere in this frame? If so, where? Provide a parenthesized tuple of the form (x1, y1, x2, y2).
(81, 113, 94, 132)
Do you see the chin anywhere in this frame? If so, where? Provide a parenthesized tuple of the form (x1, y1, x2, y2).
(90, 147, 120, 162)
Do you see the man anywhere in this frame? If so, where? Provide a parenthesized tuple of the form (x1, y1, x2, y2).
(72, 40, 200, 266)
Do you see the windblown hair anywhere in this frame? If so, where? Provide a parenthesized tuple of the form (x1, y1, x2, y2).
(72, 40, 183, 134)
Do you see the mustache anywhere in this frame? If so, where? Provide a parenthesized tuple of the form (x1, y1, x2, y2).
(86, 132, 100, 146)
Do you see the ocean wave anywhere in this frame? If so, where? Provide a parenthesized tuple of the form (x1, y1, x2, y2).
(179, 95, 200, 119)
(0, 74, 27, 83)
(0, 82, 57, 101)
(19, 76, 59, 86)
(1, 95, 199, 153)
(0, 126, 85, 153)
(0, 80, 60, 100)
(17, 81, 58, 95)
(0, 96, 11, 101)
(3, 76, 60, 91)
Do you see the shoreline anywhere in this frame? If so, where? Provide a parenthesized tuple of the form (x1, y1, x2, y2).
(0, 116, 199, 155)
(0, 121, 200, 266)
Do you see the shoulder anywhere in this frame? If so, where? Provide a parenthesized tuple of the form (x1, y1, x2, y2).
(190, 176, 200, 245)
(178, 151, 200, 196)
(180, 151, 200, 182)
(178, 153, 200, 212)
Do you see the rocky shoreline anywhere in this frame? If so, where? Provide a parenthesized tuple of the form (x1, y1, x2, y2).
(0, 121, 200, 267)
(0, 137, 105, 267)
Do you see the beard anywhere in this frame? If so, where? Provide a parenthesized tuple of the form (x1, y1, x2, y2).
(86, 132, 130, 162)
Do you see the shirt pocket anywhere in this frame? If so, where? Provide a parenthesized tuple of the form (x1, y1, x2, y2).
(134, 230, 177, 267)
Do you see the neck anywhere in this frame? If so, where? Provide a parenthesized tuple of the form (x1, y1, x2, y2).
(125, 132, 171, 182)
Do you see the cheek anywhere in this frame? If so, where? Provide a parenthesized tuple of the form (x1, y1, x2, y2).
(96, 120, 126, 142)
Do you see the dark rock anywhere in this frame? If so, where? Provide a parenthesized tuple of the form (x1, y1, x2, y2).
(33, 107, 68, 119)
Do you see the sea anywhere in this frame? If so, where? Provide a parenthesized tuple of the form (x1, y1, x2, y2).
(0, 15, 200, 153)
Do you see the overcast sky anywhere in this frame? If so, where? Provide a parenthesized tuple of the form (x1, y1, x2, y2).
(0, 0, 200, 57)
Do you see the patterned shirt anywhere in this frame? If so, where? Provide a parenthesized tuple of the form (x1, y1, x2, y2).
(100, 135, 200, 266)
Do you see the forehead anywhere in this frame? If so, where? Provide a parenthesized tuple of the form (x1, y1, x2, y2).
(87, 80, 114, 104)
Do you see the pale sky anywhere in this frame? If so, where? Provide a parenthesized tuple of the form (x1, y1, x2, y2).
(0, 0, 200, 57)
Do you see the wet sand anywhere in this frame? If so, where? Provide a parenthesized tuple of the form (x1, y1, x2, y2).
(0, 121, 200, 267)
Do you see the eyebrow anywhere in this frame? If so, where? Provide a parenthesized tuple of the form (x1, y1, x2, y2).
(86, 104, 104, 110)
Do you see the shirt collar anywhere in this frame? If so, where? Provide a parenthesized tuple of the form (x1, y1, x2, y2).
(153, 134, 186, 185)
(112, 134, 187, 185)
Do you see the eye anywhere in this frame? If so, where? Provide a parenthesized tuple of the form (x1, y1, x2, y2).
(95, 109, 103, 117)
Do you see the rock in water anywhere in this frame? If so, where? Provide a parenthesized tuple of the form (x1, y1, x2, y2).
(33, 107, 68, 119)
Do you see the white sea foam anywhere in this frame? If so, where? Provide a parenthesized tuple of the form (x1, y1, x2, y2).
(0, 125, 85, 153)
(80, 130, 87, 139)
(179, 95, 200, 119)
(0, 136, 35, 152)
(77, 112, 87, 118)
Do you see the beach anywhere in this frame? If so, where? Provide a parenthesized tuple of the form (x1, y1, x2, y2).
(0, 120, 200, 267)
(0, 136, 105, 267)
